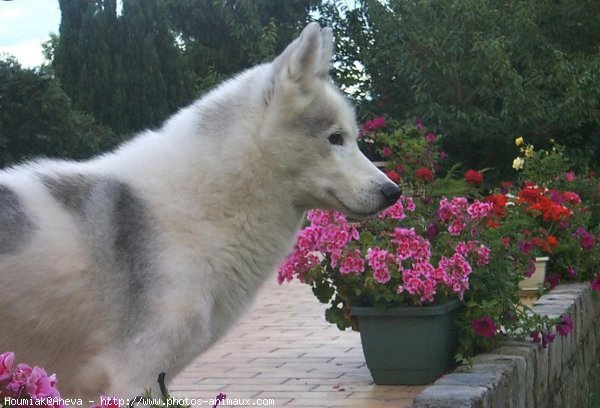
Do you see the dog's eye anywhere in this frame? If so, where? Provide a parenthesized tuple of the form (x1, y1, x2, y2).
(328, 132, 344, 146)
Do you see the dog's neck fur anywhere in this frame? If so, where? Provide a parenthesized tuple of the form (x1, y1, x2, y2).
(102, 63, 305, 286)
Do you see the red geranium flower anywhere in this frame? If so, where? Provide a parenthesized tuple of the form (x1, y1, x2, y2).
(532, 200, 571, 222)
(518, 186, 544, 204)
(472, 316, 496, 338)
(546, 235, 558, 251)
(532, 237, 543, 249)
(385, 170, 401, 184)
(415, 167, 434, 182)
(464, 170, 483, 186)
(486, 219, 500, 229)
(484, 194, 508, 216)
(519, 186, 572, 222)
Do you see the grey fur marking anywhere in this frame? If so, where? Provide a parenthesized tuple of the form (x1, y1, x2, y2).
(42, 174, 97, 216)
(0, 185, 35, 254)
(290, 97, 339, 137)
(110, 182, 155, 291)
(42, 174, 157, 331)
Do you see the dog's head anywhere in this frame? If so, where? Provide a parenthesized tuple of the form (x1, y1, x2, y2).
(261, 23, 400, 219)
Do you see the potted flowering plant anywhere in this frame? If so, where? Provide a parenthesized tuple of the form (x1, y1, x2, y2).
(511, 137, 600, 289)
(277, 196, 486, 384)
(278, 120, 572, 384)
(483, 182, 574, 293)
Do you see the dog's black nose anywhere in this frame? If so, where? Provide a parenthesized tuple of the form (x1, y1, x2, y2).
(381, 183, 402, 205)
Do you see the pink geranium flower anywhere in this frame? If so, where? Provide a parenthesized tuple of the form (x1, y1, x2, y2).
(414, 117, 425, 132)
(373, 266, 391, 284)
(22, 366, 61, 401)
(533, 330, 556, 348)
(339, 250, 365, 275)
(363, 117, 386, 132)
(467, 200, 493, 219)
(556, 315, 573, 336)
(0, 353, 64, 408)
(380, 197, 415, 223)
(0, 352, 14, 377)
(592, 274, 600, 292)
(448, 219, 466, 236)
(545, 274, 561, 289)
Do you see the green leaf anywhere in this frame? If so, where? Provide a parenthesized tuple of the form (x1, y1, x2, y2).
(312, 279, 335, 304)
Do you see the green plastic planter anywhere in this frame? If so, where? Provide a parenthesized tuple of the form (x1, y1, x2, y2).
(351, 300, 460, 385)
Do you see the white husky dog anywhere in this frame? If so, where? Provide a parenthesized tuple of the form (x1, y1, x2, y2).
(0, 23, 400, 400)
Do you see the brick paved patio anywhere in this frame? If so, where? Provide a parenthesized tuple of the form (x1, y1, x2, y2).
(170, 274, 425, 407)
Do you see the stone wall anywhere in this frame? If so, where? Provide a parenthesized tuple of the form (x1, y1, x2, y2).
(411, 283, 599, 408)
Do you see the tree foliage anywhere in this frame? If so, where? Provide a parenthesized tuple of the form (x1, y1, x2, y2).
(53, 0, 195, 135)
(53, 0, 120, 129)
(53, 0, 318, 134)
(0, 58, 118, 168)
(165, 0, 321, 92)
(7, 0, 600, 180)
(321, 0, 600, 181)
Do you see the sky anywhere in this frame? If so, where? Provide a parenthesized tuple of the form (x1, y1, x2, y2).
(0, 0, 61, 67)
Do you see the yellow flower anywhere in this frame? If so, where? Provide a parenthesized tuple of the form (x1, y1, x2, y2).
(512, 157, 525, 170)
(524, 146, 534, 158)
(515, 136, 524, 146)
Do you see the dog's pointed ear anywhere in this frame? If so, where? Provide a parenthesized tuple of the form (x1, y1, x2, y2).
(268, 23, 333, 98)
(318, 27, 334, 77)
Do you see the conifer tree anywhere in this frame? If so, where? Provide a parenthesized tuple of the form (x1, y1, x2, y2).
(54, 0, 119, 128)
(53, 0, 194, 135)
